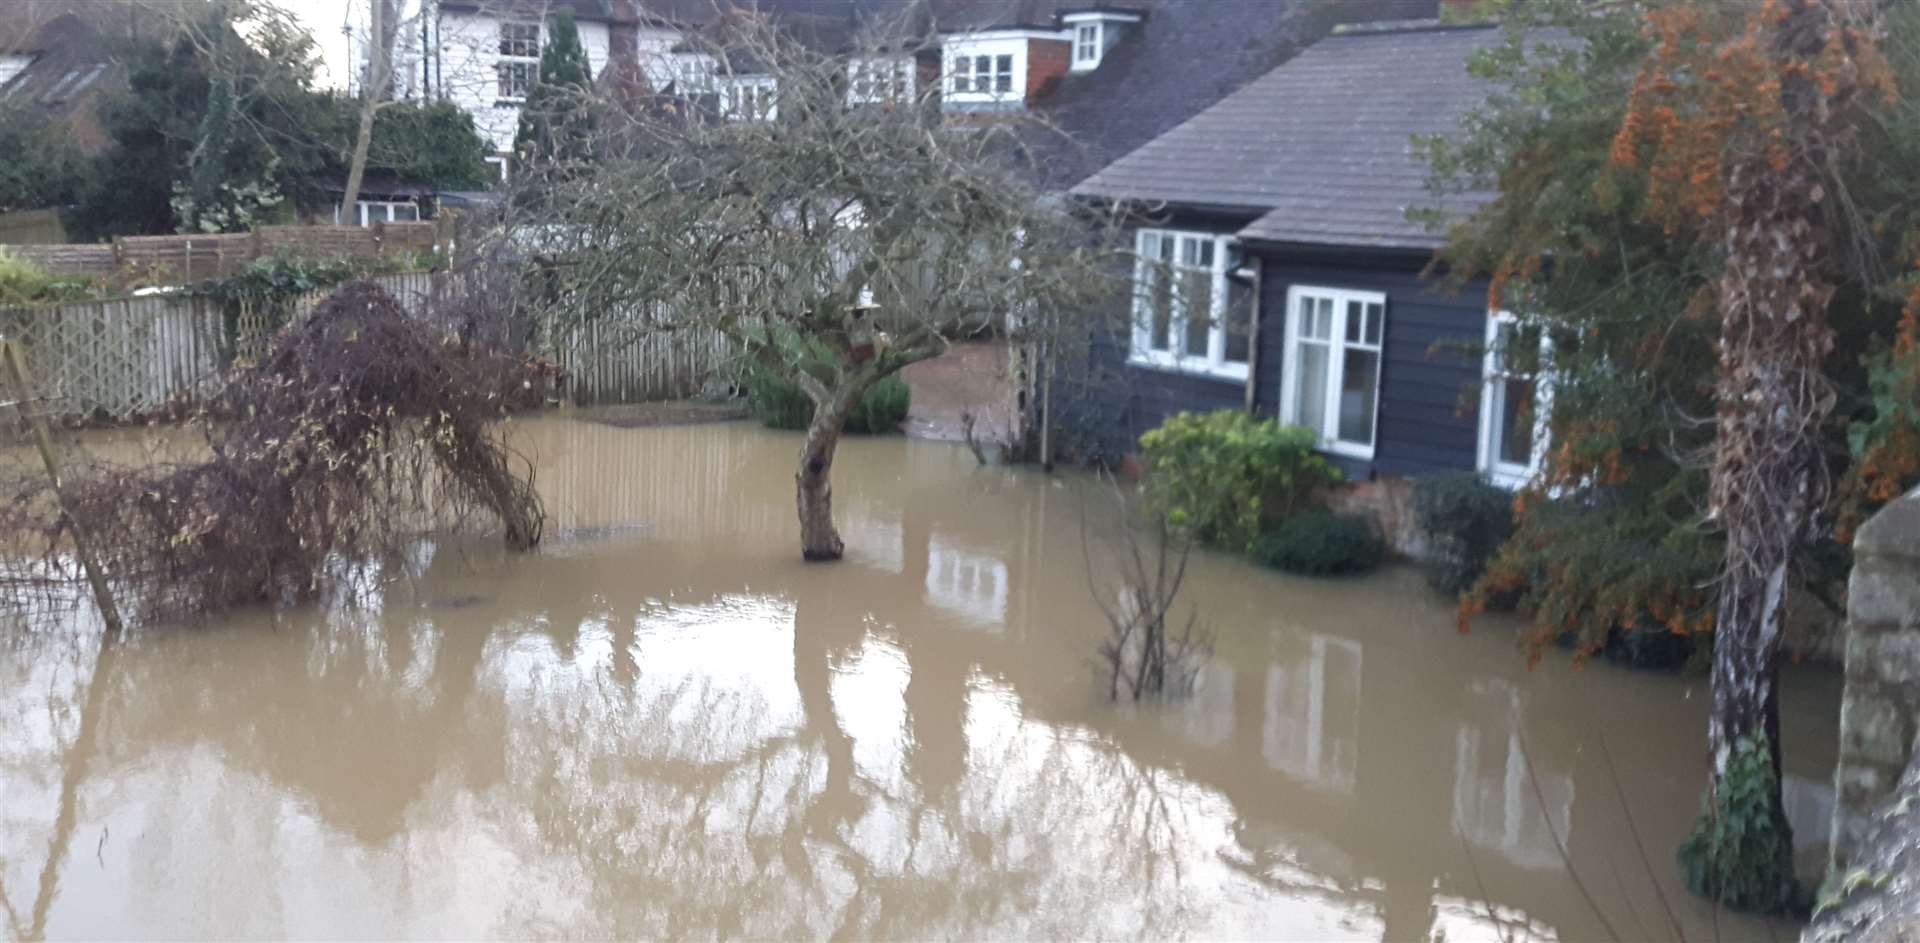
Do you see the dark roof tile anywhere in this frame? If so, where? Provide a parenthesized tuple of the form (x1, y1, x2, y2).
(1070, 22, 1516, 250)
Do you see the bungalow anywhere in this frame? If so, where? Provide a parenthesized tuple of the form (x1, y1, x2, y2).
(1067, 19, 1549, 490)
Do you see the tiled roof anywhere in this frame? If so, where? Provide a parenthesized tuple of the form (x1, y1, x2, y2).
(1070, 22, 1514, 250)
(0, 10, 124, 151)
(1021, 0, 1317, 193)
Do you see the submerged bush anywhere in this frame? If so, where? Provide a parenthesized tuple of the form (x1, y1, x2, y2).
(745, 365, 910, 434)
(1252, 512, 1385, 576)
(1678, 732, 1800, 914)
(1138, 410, 1342, 551)
(847, 375, 911, 434)
(1413, 472, 1515, 596)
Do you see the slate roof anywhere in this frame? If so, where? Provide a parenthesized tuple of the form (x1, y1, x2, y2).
(1022, 0, 1439, 193)
(0, 7, 130, 152)
(1071, 21, 1513, 250)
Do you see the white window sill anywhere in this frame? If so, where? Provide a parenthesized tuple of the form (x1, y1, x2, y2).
(1126, 352, 1248, 383)
(1483, 463, 1535, 491)
(1319, 440, 1375, 461)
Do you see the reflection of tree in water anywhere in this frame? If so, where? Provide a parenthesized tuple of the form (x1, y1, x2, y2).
(451, 552, 1280, 939)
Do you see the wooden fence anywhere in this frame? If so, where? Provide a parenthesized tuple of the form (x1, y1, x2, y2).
(6, 221, 447, 289)
(0, 272, 735, 421)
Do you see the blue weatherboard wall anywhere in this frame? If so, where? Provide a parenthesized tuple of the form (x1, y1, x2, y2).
(1055, 233, 1489, 479)
(1252, 247, 1488, 480)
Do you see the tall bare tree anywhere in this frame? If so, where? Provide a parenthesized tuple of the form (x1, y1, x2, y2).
(340, 0, 400, 217)
(502, 17, 1121, 560)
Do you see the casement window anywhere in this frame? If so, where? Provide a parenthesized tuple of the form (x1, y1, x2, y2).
(1073, 23, 1101, 69)
(1129, 229, 1250, 381)
(1279, 286, 1386, 459)
(720, 77, 777, 121)
(337, 200, 420, 227)
(499, 22, 540, 57)
(496, 22, 540, 100)
(951, 53, 1013, 94)
(849, 58, 912, 104)
(1478, 310, 1553, 489)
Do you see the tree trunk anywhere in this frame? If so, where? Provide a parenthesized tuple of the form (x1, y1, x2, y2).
(340, 0, 395, 220)
(796, 392, 856, 561)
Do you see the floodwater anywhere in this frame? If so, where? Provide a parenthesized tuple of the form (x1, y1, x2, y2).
(0, 416, 1841, 941)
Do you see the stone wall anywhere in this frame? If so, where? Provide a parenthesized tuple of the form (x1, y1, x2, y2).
(1827, 484, 1920, 874)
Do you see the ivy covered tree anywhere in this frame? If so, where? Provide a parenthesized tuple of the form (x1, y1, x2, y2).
(512, 11, 597, 173)
(1425, 0, 1912, 913)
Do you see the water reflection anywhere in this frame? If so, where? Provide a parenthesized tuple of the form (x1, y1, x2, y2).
(0, 416, 1842, 940)
(1451, 681, 1576, 871)
(1264, 634, 1363, 794)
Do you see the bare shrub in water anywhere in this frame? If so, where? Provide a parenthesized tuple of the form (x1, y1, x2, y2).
(1083, 484, 1211, 701)
(1, 280, 550, 624)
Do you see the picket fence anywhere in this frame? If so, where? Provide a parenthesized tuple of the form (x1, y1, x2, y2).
(0, 272, 734, 421)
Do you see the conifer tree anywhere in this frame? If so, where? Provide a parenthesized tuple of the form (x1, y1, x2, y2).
(512, 12, 596, 173)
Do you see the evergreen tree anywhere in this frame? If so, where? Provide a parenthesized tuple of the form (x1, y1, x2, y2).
(512, 12, 596, 173)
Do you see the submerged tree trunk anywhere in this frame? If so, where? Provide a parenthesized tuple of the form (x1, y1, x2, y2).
(796, 391, 858, 561)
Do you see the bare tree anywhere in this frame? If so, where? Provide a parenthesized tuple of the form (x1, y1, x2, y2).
(1081, 482, 1210, 702)
(340, 0, 400, 216)
(501, 16, 1122, 560)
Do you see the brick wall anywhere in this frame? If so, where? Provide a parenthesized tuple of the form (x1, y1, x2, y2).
(1026, 38, 1072, 103)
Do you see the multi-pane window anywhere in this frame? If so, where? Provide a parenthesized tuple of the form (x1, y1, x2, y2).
(497, 22, 540, 100)
(499, 22, 540, 57)
(349, 200, 420, 227)
(1281, 286, 1386, 458)
(1129, 229, 1249, 380)
(951, 53, 1013, 95)
(1478, 310, 1552, 488)
(850, 58, 911, 104)
(1074, 24, 1101, 67)
(720, 77, 777, 121)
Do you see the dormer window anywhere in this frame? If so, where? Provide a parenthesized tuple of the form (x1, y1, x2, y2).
(1060, 9, 1143, 73)
(1073, 23, 1100, 69)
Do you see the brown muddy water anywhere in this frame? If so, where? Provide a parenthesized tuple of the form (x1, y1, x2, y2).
(1, 415, 1840, 941)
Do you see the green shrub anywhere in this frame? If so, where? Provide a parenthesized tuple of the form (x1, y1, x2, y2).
(1138, 410, 1343, 551)
(1413, 472, 1515, 596)
(1252, 512, 1385, 576)
(0, 249, 96, 304)
(847, 375, 911, 434)
(744, 365, 813, 430)
(744, 366, 911, 435)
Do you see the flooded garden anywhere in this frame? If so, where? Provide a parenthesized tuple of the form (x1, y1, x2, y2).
(0, 416, 1842, 940)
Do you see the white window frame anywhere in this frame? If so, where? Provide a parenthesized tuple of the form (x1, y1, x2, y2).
(719, 75, 777, 121)
(1072, 23, 1101, 70)
(848, 56, 913, 105)
(942, 34, 1030, 105)
(496, 21, 540, 102)
(1127, 229, 1248, 382)
(1477, 309, 1553, 489)
(1278, 285, 1387, 460)
(338, 200, 421, 227)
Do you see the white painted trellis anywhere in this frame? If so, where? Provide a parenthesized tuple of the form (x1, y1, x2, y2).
(0, 272, 735, 421)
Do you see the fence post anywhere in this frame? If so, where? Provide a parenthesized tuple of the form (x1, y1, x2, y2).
(0, 337, 126, 637)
